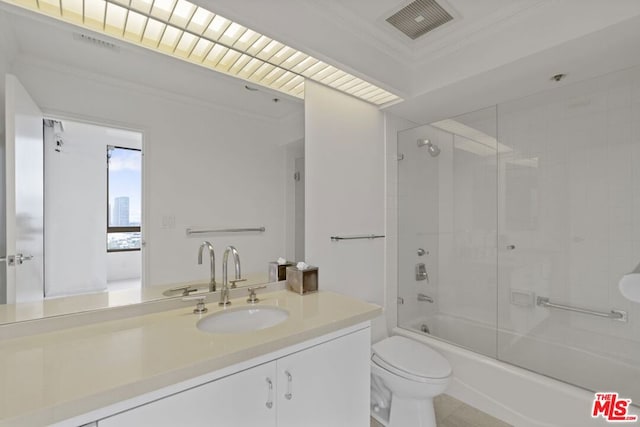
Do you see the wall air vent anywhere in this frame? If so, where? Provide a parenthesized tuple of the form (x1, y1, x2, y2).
(386, 0, 453, 40)
(72, 33, 120, 52)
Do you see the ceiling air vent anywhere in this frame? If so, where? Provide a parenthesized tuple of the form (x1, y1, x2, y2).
(72, 33, 120, 52)
(386, 0, 453, 40)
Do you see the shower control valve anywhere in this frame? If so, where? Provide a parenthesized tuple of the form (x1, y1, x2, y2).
(416, 263, 429, 282)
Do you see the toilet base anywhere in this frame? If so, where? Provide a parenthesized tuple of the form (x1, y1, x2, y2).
(388, 396, 436, 427)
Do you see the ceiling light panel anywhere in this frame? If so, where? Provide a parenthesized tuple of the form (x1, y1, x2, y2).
(130, 0, 152, 14)
(4, 0, 401, 105)
(63, 0, 82, 18)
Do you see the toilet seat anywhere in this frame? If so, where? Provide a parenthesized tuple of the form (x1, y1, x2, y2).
(372, 336, 452, 382)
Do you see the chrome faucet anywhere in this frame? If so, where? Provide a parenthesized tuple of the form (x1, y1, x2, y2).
(197, 241, 216, 292)
(220, 245, 242, 306)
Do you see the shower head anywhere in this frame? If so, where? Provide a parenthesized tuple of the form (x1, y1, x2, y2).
(417, 138, 440, 157)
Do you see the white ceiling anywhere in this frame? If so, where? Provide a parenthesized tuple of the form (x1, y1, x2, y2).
(4, 0, 640, 124)
(195, 0, 640, 108)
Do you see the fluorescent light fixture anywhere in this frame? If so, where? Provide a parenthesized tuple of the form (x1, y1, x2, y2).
(4, 0, 402, 105)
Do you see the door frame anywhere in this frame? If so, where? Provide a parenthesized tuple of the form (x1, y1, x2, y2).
(41, 110, 149, 288)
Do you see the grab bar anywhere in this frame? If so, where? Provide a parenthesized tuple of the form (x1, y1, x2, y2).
(330, 234, 385, 242)
(536, 297, 627, 322)
(186, 227, 265, 236)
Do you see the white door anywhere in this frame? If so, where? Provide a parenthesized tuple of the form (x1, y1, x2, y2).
(98, 361, 277, 427)
(3, 74, 44, 304)
(277, 328, 371, 427)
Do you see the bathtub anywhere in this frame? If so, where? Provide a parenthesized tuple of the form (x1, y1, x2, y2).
(395, 314, 639, 427)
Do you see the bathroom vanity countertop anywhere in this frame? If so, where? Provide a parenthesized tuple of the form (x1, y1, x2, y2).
(0, 290, 381, 427)
(0, 273, 270, 324)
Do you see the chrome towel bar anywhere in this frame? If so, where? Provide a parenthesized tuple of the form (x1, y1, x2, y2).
(186, 227, 266, 236)
(330, 234, 385, 242)
(536, 296, 627, 322)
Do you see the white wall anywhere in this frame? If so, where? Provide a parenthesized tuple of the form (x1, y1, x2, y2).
(107, 251, 141, 282)
(304, 81, 385, 306)
(13, 56, 301, 287)
(44, 122, 106, 296)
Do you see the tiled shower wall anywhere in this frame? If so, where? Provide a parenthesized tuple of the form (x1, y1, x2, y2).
(496, 67, 640, 391)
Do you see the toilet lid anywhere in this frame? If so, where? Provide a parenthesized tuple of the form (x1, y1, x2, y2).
(372, 336, 452, 380)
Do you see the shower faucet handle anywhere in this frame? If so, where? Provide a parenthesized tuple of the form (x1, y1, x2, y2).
(416, 263, 429, 282)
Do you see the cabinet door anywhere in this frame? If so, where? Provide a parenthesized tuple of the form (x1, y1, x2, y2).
(99, 361, 277, 427)
(277, 328, 370, 427)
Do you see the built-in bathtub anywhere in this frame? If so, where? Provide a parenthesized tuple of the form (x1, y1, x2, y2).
(396, 313, 639, 427)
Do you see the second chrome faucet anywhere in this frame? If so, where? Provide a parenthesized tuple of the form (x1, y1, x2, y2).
(197, 241, 245, 306)
(220, 245, 245, 306)
(197, 241, 217, 292)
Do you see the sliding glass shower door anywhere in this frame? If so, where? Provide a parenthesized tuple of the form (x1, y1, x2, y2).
(397, 65, 640, 402)
(396, 107, 498, 358)
(496, 67, 640, 402)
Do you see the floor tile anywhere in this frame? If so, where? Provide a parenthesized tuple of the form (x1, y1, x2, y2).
(371, 394, 512, 427)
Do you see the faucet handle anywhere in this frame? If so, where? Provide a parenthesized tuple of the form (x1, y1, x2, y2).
(229, 278, 247, 289)
(247, 285, 267, 304)
(168, 285, 197, 296)
(182, 295, 208, 314)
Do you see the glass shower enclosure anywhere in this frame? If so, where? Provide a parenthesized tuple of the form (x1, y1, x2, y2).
(397, 65, 640, 402)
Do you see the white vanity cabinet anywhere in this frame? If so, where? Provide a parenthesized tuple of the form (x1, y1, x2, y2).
(98, 361, 277, 427)
(97, 326, 370, 427)
(276, 326, 370, 427)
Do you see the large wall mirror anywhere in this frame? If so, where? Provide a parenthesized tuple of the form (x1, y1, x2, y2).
(0, 3, 305, 324)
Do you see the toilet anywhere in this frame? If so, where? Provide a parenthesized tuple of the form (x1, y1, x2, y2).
(370, 336, 452, 427)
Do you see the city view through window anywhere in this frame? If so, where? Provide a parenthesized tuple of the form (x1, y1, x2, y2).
(107, 146, 142, 251)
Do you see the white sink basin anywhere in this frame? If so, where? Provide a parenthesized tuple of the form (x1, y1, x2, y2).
(197, 306, 289, 334)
